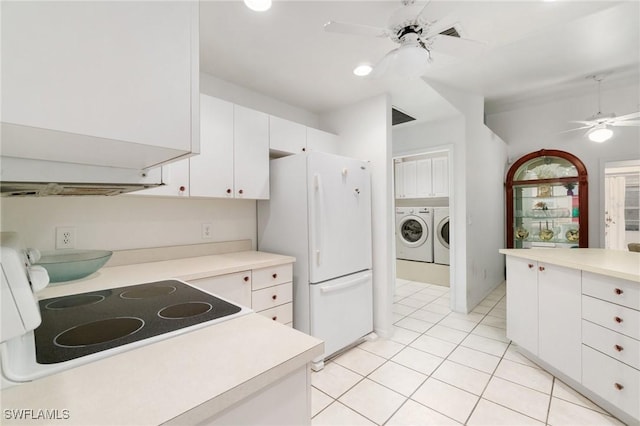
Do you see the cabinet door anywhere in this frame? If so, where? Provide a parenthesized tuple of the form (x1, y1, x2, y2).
(306, 127, 338, 154)
(188, 272, 252, 308)
(416, 158, 433, 198)
(234, 105, 270, 199)
(2, 2, 199, 169)
(431, 155, 449, 197)
(506, 256, 538, 354)
(199, 95, 235, 198)
(401, 161, 417, 199)
(269, 116, 306, 155)
(135, 160, 190, 197)
(538, 263, 582, 382)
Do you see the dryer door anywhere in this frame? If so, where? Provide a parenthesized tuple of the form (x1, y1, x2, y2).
(437, 217, 450, 249)
(397, 215, 428, 248)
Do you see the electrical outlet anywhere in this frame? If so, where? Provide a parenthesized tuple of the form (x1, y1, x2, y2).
(56, 227, 76, 249)
(201, 223, 213, 239)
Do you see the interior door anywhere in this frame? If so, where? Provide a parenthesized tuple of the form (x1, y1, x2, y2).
(307, 152, 372, 284)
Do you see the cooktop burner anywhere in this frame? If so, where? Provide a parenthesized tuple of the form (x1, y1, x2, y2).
(34, 280, 242, 364)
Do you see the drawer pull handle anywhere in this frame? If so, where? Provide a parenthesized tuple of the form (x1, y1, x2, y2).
(272, 295, 277, 300)
(614, 383, 624, 391)
(614, 344, 624, 352)
(528, 264, 534, 269)
(538, 266, 545, 272)
(272, 316, 277, 321)
(614, 316, 623, 324)
(272, 273, 278, 279)
(243, 276, 250, 282)
(614, 288, 623, 295)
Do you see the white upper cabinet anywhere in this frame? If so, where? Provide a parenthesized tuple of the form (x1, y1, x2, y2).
(268, 116, 339, 157)
(1, 1, 199, 170)
(431, 155, 449, 197)
(306, 128, 339, 154)
(269, 116, 307, 155)
(395, 154, 449, 199)
(235, 105, 270, 199)
(195, 95, 235, 198)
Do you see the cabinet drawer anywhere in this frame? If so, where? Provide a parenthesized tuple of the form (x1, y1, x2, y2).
(583, 272, 640, 311)
(583, 320, 640, 370)
(582, 295, 640, 340)
(188, 272, 251, 308)
(258, 303, 293, 325)
(252, 264, 292, 290)
(582, 345, 640, 420)
(252, 282, 293, 312)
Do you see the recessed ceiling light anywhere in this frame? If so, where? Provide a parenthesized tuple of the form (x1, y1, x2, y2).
(353, 64, 373, 77)
(244, 0, 271, 12)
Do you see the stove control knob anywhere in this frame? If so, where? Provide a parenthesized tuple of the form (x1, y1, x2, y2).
(27, 265, 50, 292)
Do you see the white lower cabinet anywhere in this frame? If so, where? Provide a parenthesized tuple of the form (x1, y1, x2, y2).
(189, 271, 252, 308)
(582, 346, 640, 421)
(537, 262, 581, 382)
(187, 263, 294, 326)
(252, 264, 294, 326)
(506, 256, 538, 354)
(505, 257, 640, 425)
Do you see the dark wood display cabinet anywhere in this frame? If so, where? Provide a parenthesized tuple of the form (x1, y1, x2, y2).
(506, 149, 588, 248)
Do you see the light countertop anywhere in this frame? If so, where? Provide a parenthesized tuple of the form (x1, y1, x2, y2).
(499, 248, 640, 282)
(1, 250, 323, 425)
(39, 250, 296, 299)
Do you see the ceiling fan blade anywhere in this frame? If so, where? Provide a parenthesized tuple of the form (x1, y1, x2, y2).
(569, 120, 597, 125)
(428, 34, 486, 58)
(610, 120, 640, 126)
(323, 21, 388, 38)
(559, 126, 593, 134)
(369, 48, 399, 79)
(613, 111, 640, 121)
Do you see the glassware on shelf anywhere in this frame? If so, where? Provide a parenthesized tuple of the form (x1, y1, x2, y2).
(515, 227, 529, 240)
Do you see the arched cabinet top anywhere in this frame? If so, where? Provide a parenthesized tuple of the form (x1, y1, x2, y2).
(506, 149, 588, 185)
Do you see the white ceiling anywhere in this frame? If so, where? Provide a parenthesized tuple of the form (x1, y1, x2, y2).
(199, 1, 640, 123)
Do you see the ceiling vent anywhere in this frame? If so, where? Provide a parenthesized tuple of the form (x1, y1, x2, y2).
(392, 107, 416, 126)
(439, 26, 461, 38)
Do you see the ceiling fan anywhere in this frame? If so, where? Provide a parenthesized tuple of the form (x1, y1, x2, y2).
(565, 75, 640, 143)
(323, 0, 485, 78)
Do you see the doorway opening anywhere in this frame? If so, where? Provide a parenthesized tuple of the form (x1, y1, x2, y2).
(604, 159, 640, 250)
(392, 148, 452, 289)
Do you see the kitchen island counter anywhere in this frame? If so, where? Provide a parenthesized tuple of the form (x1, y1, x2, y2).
(499, 248, 640, 282)
(2, 313, 323, 425)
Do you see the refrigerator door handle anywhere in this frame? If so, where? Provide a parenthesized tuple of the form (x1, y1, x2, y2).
(320, 273, 372, 294)
(312, 173, 323, 267)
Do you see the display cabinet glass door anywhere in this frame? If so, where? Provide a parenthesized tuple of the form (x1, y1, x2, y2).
(506, 150, 588, 248)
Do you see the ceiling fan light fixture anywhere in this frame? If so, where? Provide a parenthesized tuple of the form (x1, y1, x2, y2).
(587, 125, 613, 143)
(394, 44, 430, 77)
(353, 64, 373, 77)
(243, 0, 271, 12)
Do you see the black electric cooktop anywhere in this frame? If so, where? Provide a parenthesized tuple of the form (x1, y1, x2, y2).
(34, 280, 241, 364)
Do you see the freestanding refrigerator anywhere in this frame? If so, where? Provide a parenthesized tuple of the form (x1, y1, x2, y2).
(257, 151, 373, 370)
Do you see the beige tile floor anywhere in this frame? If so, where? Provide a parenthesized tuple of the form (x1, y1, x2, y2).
(311, 279, 624, 426)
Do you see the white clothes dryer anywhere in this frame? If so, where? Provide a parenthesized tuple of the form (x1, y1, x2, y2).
(433, 207, 450, 265)
(396, 207, 433, 262)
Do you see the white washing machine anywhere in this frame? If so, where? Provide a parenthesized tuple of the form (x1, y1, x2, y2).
(434, 207, 450, 265)
(396, 207, 433, 262)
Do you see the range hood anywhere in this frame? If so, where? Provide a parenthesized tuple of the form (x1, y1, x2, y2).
(0, 157, 163, 197)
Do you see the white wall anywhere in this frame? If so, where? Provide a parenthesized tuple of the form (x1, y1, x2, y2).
(486, 79, 640, 248)
(0, 196, 256, 251)
(200, 72, 322, 129)
(407, 81, 507, 312)
(321, 94, 395, 339)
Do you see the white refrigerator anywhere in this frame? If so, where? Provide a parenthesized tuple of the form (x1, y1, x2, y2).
(258, 152, 373, 369)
